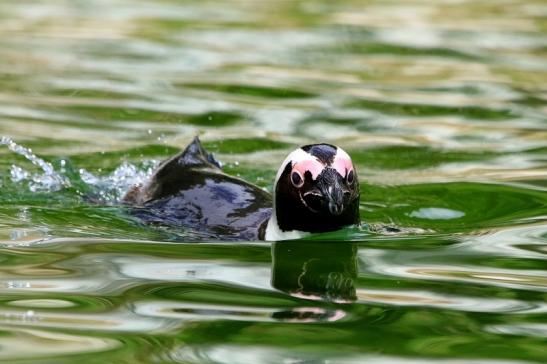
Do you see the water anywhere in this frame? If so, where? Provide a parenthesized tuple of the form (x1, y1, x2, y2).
(0, 0, 546, 362)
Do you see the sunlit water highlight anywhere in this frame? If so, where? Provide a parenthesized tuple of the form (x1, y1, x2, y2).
(0, 0, 546, 363)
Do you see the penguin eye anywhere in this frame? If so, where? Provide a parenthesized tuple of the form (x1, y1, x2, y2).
(291, 171, 304, 188)
(347, 169, 355, 184)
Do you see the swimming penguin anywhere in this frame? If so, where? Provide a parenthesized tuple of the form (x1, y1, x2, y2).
(123, 137, 360, 241)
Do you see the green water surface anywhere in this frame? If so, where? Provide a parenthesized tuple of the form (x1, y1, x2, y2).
(0, 1, 546, 363)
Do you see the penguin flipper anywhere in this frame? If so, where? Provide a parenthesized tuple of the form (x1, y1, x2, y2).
(123, 136, 222, 204)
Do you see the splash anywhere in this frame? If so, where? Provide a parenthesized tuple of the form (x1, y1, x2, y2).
(1, 137, 157, 201)
(1, 136, 70, 192)
(79, 161, 158, 203)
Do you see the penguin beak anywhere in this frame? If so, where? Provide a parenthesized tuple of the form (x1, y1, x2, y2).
(317, 168, 346, 216)
(328, 194, 344, 215)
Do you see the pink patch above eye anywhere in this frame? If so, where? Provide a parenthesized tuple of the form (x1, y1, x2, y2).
(332, 149, 353, 177)
(293, 158, 324, 180)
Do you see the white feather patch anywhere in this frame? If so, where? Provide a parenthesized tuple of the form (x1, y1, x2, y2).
(264, 211, 308, 241)
(333, 147, 353, 177)
(274, 148, 321, 183)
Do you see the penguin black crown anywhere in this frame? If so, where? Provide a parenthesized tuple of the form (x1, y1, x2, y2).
(123, 137, 360, 241)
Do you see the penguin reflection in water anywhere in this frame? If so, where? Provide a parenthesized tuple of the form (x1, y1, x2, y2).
(124, 137, 360, 240)
(271, 240, 358, 323)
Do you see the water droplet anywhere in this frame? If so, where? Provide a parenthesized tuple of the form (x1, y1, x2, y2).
(1, 137, 70, 191)
(78, 160, 159, 203)
(10, 165, 30, 182)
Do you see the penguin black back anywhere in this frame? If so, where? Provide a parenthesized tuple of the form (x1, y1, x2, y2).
(123, 137, 272, 240)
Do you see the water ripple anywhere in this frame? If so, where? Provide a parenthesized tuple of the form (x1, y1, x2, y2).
(0, 326, 119, 360)
(115, 256, 272, 290)
(0, 0, 545, 362)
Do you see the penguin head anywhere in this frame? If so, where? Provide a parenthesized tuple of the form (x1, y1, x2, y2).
(270, 143, 360, 236)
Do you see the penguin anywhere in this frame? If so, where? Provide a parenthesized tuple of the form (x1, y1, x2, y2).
(123, 137, 360, 241)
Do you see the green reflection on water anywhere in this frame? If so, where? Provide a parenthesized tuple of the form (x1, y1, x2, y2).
(0, 0, 546, 363)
